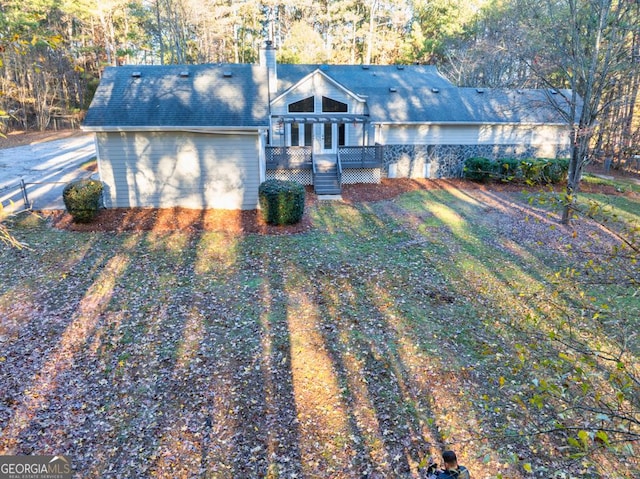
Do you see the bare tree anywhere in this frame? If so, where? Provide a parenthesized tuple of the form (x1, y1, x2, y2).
(509, 0, 639, 223)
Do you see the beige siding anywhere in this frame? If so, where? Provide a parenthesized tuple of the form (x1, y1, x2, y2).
(348, 123, 370, 146)
(379, 124, 571, 151)
(379, 124, 478, 144)
(96, 131, 261, 210)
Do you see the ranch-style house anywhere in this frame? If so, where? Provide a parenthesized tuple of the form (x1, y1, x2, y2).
(82, 41, 574, 210)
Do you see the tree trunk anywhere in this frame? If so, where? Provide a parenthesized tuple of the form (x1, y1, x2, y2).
(365, 0, 378, 64)
(562, 142, 579, 224)
(155, 0, 165, 65)
(562, 132, 589, 224)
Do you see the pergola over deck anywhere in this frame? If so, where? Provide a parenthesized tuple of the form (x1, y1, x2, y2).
(267, 113, 382, 170)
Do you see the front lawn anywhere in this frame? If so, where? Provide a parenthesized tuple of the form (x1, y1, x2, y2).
(1, 184, 638, 478)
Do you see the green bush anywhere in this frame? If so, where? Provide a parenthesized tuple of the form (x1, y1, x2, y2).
(542, 158, 570, 183)
(519, 159, 543, 183)
(463, 157, 569, 184)
(62, 179, 103, 223)
(258, 179, 305, 225)
(519, 158, 569, 184)
(463, 157, 495, 181)
(496, 158, 523, 181)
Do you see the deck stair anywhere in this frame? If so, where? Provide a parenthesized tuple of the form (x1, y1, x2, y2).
(313, 156, 341, 195)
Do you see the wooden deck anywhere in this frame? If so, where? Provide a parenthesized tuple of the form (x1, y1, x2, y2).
(265, 146, 383, 170)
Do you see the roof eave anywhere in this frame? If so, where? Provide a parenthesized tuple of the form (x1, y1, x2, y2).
(372, 121, 570, 126)
(81, 125, 269, 133)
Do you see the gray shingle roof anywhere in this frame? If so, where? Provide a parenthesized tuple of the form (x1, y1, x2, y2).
(84, 62, 574, 129)
(83, 64, 269, 129)
(366, 87, 575, 124)
(276, 64, 455, 94)
(276, 64, 573, 124)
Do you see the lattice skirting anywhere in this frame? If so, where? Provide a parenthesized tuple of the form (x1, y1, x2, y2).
(266, 169, 313, 185)
(342, 169, 381, 184)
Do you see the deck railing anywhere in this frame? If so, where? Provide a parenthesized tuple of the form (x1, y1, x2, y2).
(266, 145, 384, 170)
(338, 145, 384, 168)
(265, 146, 312, 169)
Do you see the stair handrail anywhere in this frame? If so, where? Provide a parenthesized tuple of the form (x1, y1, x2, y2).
(311, 152, 317, 176)
(336, 151, 343, 186)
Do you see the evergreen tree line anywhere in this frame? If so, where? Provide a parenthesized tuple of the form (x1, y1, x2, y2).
(0, 0, 638, 161)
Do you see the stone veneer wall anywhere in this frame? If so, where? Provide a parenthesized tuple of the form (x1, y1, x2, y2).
(383, 144, 571, 179)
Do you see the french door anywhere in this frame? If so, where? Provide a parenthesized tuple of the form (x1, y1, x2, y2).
(320, 123, 346, 154)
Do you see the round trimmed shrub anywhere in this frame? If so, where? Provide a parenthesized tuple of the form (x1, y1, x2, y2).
(62, 179, 103, 223)
(258, 179, 305, 225)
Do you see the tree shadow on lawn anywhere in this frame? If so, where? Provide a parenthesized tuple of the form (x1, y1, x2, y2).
(0, 232, 125, 454)
(2, 188, 636, 478)
(310, 274, 441, 477)
(369, 187, 640, 477)
(3, 197, 490, 477)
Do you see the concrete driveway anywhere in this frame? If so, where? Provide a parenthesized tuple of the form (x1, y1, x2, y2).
(0, 134, 96, 211)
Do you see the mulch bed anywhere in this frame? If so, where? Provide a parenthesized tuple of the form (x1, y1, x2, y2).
(5, 129, 638, 235)
(42, 177, 638, 235)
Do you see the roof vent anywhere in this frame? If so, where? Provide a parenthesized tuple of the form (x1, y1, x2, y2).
(131, 71, 142, 78)
(549, 89, 558, 94)
(179, 71, 190, 78)
(223, 71, 233, 78)
(362, 65, 370, 70)
(396, 65, 405, 70)
(320, 64, 329, 71)
(431, 87, 440, 93)
(476, 88, 485, 94)
(389, 87, 397, 93)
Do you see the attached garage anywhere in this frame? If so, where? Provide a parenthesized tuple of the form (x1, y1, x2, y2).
(83, 64, 269, 210)
(94, 131, 264, 210)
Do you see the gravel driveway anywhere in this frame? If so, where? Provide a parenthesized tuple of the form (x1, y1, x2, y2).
(0, 134, 96, 211)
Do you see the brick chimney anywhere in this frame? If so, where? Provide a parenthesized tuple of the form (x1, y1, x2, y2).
(260, 40, 277, 98)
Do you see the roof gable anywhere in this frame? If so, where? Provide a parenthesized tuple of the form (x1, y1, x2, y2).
(271, 68, 366, 107)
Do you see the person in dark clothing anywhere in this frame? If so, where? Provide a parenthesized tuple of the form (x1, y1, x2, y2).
(426, 450, 470, 479)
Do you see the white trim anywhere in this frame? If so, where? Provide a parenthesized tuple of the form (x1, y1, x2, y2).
(270, 69, 367, 106)
(258, 130, 267, 183)
(81, 126, 267, 134)
(373, 121, 569, 127)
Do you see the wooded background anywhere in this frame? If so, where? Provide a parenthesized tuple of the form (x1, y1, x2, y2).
(0, 0, 638, 161)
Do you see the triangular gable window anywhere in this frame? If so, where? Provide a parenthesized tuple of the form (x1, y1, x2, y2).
(288, 96, 314, 113)
(322, 96, 348, 113)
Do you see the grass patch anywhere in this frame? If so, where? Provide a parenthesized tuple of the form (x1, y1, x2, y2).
(0, 189, 638, 478)
(583, 173, 640, 194)
(79, 156, 98, 172)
